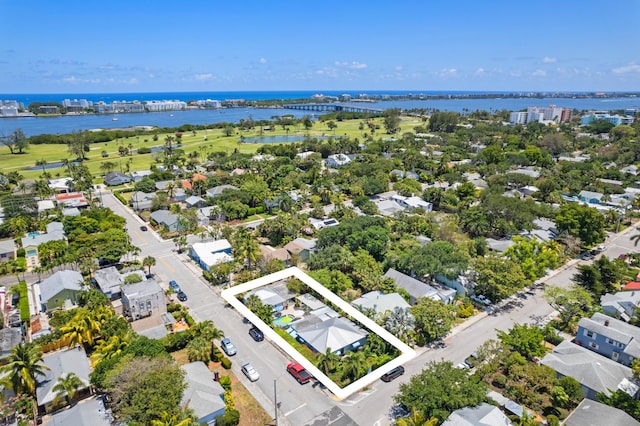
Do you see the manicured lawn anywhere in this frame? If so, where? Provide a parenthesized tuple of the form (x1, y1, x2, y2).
(0, 116, 421, 181)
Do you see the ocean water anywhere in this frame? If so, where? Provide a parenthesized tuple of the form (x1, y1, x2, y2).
(1, 91, 639, 137)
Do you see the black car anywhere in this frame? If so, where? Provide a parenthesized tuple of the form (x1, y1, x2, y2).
(177, 290, 187, 301)
(381, 366, 405, 382)
(249, 326, 264, 342)
(140, 225, 148, 231)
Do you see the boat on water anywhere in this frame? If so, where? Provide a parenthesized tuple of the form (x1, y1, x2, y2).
(112, 117, 118, 121)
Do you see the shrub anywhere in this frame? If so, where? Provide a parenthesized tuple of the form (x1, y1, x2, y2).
(16, 248, 25, 258)
(161, 330, 193, 352)
(18, 281, 29, 323)
(220, 357, 232, 369)
(137, 147, 151, 154)
(211, 345, 223, 362)
(215, 408, 240, 426)
(546, 414, 560, 426)
(218, 375, 232, 391)
(492, 374, 507, 388)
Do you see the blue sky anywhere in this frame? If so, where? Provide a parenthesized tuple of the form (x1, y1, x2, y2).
(1, 0, 639, 93)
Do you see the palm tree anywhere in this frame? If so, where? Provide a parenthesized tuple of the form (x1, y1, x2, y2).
(90, 333, 131, 366)
(3, 343, 50, 396)
(187, 337, 211, 362)
(52, 372, 84, 405)
(316, 348, 339, 375)
(142, 256, 157, 275)
(341, 351, 366, 382)
(191, 320, 223, 341)
(150, 409, 196, 426)
(631, 227, 640, 246)
(384, 307, 416, 344)
(396, 408, 438, 426)
(60, 308, 100, 348)
(232, 228, 260, 270)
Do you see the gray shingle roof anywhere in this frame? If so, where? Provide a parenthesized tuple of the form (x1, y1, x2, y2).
(49, 397, 112, 426)
(181, 362, 225, 421)
(351, 291, 410, 314)
(150, 209, 179, 226)
(93, 266, 123, 295)
(121, 278, 163, 299)
(564, 399, 640, 426)
(296, 316, 367, 354)
(383, 268, 439, 300)
(39, 270, 84, 303)
(442, 402, 513, 426)
(578, 312, 640, 358)
(36, 348, 91, 407)
(21, 222, 65, 248)
(541, 340, 635, 397)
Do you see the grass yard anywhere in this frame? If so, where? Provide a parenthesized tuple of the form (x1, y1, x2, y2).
(0, 115, 421, 181)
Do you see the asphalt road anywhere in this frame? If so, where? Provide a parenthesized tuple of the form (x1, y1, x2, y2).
(97, 188, 640, 425)
(99, 189, 357, 426)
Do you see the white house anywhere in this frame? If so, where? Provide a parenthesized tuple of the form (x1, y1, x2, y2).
(189, 240, 233, 271)
(326, 154, 352, 167)
(391, 194, 433, 212)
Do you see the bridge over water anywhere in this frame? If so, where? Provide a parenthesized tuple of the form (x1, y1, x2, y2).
(283, 103, 383, 114)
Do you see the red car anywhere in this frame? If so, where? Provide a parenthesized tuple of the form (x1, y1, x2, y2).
(287, 362, 312, 384)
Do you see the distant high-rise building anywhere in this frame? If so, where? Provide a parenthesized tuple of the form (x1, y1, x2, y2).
(510, 105, 572, 125)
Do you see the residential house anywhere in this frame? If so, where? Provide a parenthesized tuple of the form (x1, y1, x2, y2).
(390, 170, 419, 180)
(351, 291, 410, 316)
(383, 268, 456, 305)
(260, 245, 291, 264)
(130, 191, 155, 211)
(93, 266, 124, 299)
(37, 270, 84, 311)
(47, 397, 112, 426)
(129, 170, 153, 182)
(185, 195, 206, 209)
(309, 217, 339, 230)
(442, 403, 513, 426)
(37, 199, 56, 215)
(36, 348, 92, 414)
(283, 238, 317, 261)
(563, 399, 640, 426)
(326, 154, 352, 167)
(150, 210, 183, 232)
(541, 340, 639, 400)
(575, 312, 640, 366)
(206, 184, 239, 198)
(579, 190, 604, 205)
(181, 362, 226, 424)
(0, 327, 22, 358)
(296, 151, 317, 160)
(171, 187, 187, 202)
(61, 207, 81, 217)
(622, 165, 639, 176)
(189, 240, 233, 271)
(121, 278, 166, 321)
(244, 288, 286, 312)
(507, 167, 540, 179)
(48, 177, 73, 193)
(0, 238, 15, 263)
(486, 238, 516, 253)
(55, 192, 88, 209)
(103, 171, 131, 186)
(601, 291, 640, 322)
(391, 194, 433, 212)
(155, 180, 173, 191)
(295, 316, 368, 355)
(181, 173, 207, 191)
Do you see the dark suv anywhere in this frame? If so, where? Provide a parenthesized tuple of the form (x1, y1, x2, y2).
(249, 326, 264, 342)
(381, 365, 405, 382)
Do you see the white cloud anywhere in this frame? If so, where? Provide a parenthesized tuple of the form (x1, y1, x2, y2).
(543, 56, 557, 64)
(474, 67, 485, 76)
(612, 63, 640, 75)
(335, 61, 367, 69)
(438, 68, 457, 77)
(395, 65, 403, 72)
(194, 73, 214, 81)
(531, 69, 547, 77)
(259, 57, 267, 64)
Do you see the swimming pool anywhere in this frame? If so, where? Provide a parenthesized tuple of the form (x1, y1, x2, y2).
(273, 314, 296, 327)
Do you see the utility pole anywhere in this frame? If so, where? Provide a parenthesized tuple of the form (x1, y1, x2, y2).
(274, 379, 278, 426)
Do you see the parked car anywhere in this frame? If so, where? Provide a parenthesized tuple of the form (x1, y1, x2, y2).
(220, 338, 237, 356)
(287, 362, 312, 384)
(140, 225, 148, 231)
(249, 326, 264, 342)
(177, 290, 188, 302)
(241, 362, 260, 382)
(464, 352, 478, 369)
(169, 280, 181, 292)
(381, 365, 405, 382)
